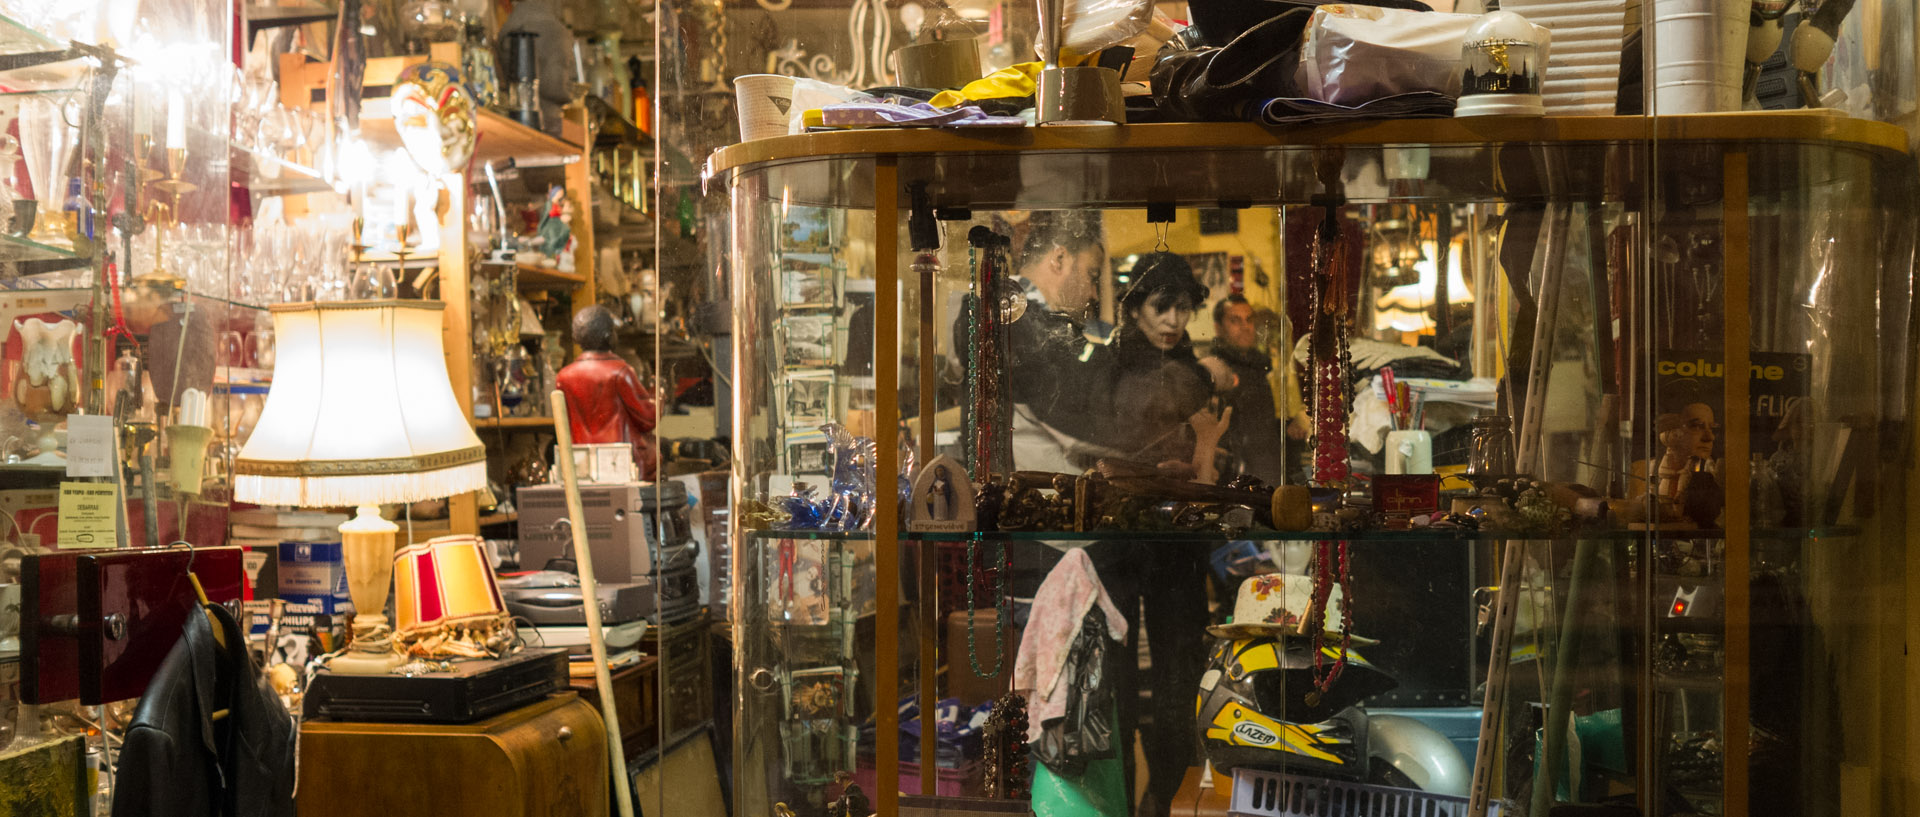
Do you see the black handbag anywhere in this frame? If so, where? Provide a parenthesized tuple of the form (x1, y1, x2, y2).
(1150, 0, 1457, 122)
(1031, 611, 1119, 776)
(1149, 7, 1313, 121)
(1184, 0, 1433, 47)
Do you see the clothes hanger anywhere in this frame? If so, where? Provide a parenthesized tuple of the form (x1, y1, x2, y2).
(175, 540, 232, 722)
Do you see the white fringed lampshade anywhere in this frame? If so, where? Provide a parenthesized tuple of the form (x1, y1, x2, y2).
(234, 300, 487, 508)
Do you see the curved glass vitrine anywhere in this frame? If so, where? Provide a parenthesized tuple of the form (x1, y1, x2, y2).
(718, 115, 1917, 817)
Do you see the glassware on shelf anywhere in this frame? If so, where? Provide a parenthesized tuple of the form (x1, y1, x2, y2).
(238, 71, 278, 153)
(302, 108, 330, 175)
(497, 344, 531, 415)
(400, 0, 461, 54)
(17, 95, 78, 248)
(252, 105, 295, 181)
(219, 329, 249, 370)
(250, 324, 276, 370)
(277, 230, 314, 302)
(349, 261, 397, 299)
(309, 227, 347, 301)
(0, 134, 17, 234)
(1467, 415, 1518, 478)
(470, 192, 497, 251)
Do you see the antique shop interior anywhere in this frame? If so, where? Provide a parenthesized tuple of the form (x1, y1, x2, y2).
(1, 0, 1918, 816)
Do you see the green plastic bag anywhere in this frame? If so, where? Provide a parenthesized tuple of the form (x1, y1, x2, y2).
(1030, 703, 1127, 817)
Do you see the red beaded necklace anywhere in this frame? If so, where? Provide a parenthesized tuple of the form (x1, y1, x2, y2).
(1305, 203, 1355, 695)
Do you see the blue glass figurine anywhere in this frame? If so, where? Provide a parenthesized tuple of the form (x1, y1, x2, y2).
(822, 423, 878, 531)
(776, 484, 827, 530)
(774, 424, 879, 531)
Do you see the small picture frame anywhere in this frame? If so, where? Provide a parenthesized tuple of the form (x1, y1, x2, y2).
(780, 370, 833, 427)
(780, 257, 837, 309)
(785, 439, 831, 477)
(779, 313, 836, 369)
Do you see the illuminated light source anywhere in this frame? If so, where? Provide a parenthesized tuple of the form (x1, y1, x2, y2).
(235, 301, 488, 673)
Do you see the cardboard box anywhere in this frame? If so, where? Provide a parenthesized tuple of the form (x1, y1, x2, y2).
(278, 541, 351, 615)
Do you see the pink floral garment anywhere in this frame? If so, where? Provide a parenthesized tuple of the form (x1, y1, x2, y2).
(1012, 548, 1129, 743)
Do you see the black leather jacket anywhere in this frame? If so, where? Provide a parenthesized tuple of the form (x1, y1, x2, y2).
(1212, 344, 1288, 484)
(111, 603, 296, 817)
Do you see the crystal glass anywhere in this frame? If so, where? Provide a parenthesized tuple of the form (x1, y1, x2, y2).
(350, 261, 398, 299)
(17, 96, 77, 247)
(0, 134, 19, 235)
(219, 329, 249, 369)
(400, 0, 462, 53)
(1467, 415, 1517, 477)
(250, 324, 276, 370)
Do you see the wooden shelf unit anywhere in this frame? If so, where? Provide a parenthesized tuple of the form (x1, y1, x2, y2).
(514, 264, 588, 289)
(277, 42, 597, 539)
(476, 416, 561, 430)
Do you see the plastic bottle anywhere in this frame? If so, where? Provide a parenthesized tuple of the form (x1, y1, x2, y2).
(61, 177, 90, 247)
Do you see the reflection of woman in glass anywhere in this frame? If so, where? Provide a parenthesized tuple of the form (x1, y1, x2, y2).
(1091, 251, 1231, 813)
(1099, 252, 1233, 483)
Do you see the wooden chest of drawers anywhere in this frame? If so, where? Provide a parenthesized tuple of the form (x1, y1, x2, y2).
(296, 693, 607, 817)
(639, 616, 712, 738)
(569, 657, 661, 761)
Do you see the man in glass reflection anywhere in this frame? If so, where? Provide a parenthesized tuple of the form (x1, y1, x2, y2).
(1210, 295, 1306, 485)
(1003, 211, 1113, 473)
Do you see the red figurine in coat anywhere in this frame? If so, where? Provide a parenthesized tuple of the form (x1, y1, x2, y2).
(556, 305, 657, 479)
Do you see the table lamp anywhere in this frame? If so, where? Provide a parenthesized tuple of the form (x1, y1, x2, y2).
(234, 301, 487, 674)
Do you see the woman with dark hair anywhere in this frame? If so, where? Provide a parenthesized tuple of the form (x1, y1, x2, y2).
(1091, 251, 1231, 816)
(1099, 251, 1233, 482)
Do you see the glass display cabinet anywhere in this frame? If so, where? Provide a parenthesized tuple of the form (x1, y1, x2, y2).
(714, 115, 1917, 817)
(0, 2, 253, 515)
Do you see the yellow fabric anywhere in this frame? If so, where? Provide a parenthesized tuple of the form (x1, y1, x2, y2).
(930, 61, 1045, 109)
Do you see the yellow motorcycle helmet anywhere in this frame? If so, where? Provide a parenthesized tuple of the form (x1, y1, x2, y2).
(1195, 636, 1396, 778)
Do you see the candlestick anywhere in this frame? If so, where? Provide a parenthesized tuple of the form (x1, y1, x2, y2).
(166, 89, 186, 150)
(392, 185, 411, 247)
(134, 90, 152, 138)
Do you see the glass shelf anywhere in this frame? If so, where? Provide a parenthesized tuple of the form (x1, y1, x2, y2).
(0, 12, 60, 52)
(744, 525, 1864, 543)
(0, 14, 95, 93)
(0, 281, 270, 315)
(0, 231, 91, 275)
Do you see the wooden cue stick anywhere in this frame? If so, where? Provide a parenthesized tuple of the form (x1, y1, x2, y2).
(549, 390, 636, 817)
